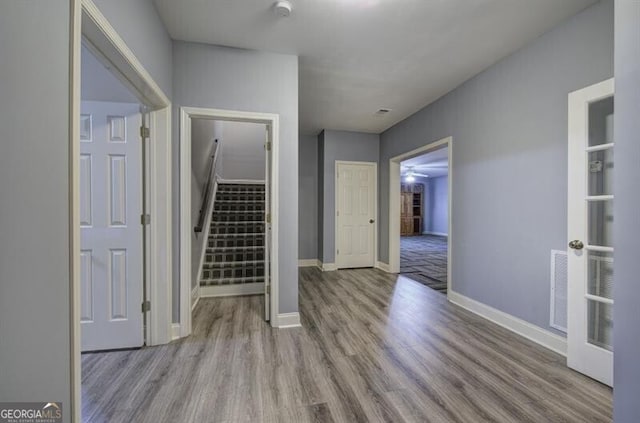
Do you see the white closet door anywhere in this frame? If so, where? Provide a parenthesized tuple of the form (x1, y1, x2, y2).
(80, 101, 143, 351)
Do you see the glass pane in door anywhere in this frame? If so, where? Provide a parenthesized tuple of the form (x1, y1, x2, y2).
(587, 300, 613, 351)
(588, 200, 613, 247)
(588, 149, 614, 196)
(588, 96, 614, 147)
(587, 251, 613, 299)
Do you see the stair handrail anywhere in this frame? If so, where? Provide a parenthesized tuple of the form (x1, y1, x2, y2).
(194, 138, 220, 233)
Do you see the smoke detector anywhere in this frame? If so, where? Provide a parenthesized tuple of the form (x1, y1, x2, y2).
(274, 1, 292, 17)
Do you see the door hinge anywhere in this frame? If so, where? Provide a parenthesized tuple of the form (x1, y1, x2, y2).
(337, 249, 340, 255)
(266, 284, 271, 295)
(265, 141, 271, 151)
(266, 213, 271, 224)
(141, 301, 151, 313)
(141, 214, 151, 225)
(140, 126, 150, 139)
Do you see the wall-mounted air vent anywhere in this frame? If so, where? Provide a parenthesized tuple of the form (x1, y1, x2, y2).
(375, 108, 392, 116)
(550, 250, 567, 332)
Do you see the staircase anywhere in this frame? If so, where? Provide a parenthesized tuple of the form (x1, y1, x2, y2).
(200, 183, 266, 287)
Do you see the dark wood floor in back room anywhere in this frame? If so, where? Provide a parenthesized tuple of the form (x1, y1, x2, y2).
(81, 267, 612, 423)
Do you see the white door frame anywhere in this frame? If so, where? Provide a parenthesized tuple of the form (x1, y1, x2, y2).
(335, 160, 378, 269)
(71, 1, 173, 420)
(179, 107, 280, 336)
(388, 136, 453, 295)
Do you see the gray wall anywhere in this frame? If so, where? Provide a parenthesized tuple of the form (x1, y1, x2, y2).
(173, 42, 299, 318)
(299, 134, 318, 260)
(191, 119, 222, 288)
(379, 0, 613, 333)
(81, 45, 137, 103)
(427, 176, 449, 236)
(219, 121, 266, 180)
(0, 2, 171, 417)
(0, 1, 72, 419)
(319, 130, 380, 263)
(613, 0, 640, 420)
(92, 0, 173, 98)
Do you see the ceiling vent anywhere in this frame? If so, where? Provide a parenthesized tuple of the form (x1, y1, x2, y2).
(375, 108, 392, 116)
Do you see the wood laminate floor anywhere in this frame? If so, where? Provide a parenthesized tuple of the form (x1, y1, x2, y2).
(82, 268, 612, 423)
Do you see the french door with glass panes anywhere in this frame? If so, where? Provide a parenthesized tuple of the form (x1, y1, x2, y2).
(567, 78, 614, 386)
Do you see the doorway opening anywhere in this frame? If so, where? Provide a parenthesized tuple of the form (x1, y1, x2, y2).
(179, 107, 280, 335)
(399, 147, 449, 293)
(72, 4, 173, 419)
(189, 118, 270, 326)
(80, 44, 147, 352)
(388, 137, 452, 296)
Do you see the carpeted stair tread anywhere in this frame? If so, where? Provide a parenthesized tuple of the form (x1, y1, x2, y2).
(200, 182, 267, 288)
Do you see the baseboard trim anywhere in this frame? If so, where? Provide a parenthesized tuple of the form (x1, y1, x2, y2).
(200, 282, 264, 298)
(217, 178, 265, 185)
(375, 261, 392, 273)
(321, 262, 337, 271)
(448, 290, 567, 356)
(298, 259, 320, 268)
(275, 312, 302, 328)
(191, 286, 200, 311)
(171, 323, 181, 341)
(422, 231, 448, 237)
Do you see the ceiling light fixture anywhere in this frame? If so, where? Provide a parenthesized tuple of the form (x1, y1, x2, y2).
(405, 173, 415, 183)
(274, 1, 292, 17)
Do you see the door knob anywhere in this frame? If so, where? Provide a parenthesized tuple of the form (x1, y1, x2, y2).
(369, 219, 375, 224)
(568, 240, 584, 250)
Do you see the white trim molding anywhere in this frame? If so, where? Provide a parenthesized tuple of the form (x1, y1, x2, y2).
(321, 262, 338, 272)
(191, 286, 200, 311)
(171, 323, 181, 341)
(375, 261, 392, 273)
(72, 2, 174, 420)
(389, 137, 452, 298)
(218, 178, 265, 185)
(298, 259, 321, 268)
(448, 290, 567, 356)
(275, 312, 302, 328)
(81, 0, 170, 109)
(200, 283, 265, 298)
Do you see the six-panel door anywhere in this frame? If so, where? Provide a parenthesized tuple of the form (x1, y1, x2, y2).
(80, 101, 143, 351)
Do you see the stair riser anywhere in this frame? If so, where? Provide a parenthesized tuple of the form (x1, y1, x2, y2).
(207, 236, 265, 249)
(209, 225, 265, 235)
(214, 204, 265, 212)
(202, 266, 265, 280)
(218, 184, 265, 191)
(212, 213, 264, 223)
(216, 193, 265, 201)
(205, 251, 265, 263)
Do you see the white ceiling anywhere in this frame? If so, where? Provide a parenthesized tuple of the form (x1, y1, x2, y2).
(401, 147, 448, 178)
(153, 0, 596, 135)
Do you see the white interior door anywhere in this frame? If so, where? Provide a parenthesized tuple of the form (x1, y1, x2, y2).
(567, 79, 614, 386)
(336, 162, 376, 269)
(264, 126, 271, 321)
(80, 101, 143, 351)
